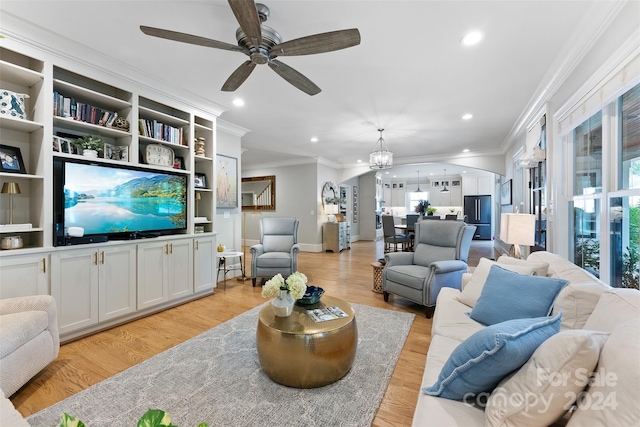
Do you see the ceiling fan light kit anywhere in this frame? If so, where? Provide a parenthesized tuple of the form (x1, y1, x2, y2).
(141, 1, 361, 95)
(369, 128, 393, 170)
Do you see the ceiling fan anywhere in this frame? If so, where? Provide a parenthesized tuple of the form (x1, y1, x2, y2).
(140, 1, 361, 96)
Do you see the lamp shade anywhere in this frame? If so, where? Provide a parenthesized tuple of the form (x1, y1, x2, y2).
(1, 182, 21, 194)
(500, 213, 535, 246)
(325, 204, 340, 215)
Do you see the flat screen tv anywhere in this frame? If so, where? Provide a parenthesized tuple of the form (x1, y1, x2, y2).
(53, 157, 187, 246)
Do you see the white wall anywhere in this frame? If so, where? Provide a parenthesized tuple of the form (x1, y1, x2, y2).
(215, 124, 244, 253)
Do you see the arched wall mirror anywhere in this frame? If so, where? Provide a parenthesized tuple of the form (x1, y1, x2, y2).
(241, 175, 276, 210)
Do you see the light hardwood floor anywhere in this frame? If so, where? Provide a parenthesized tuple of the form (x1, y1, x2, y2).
(11, 239, 495, 426)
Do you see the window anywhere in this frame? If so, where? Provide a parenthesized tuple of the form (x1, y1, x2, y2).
(610, 196, 639, 289)
(573, 112, 602, 195)
(619, 84, 640, 190)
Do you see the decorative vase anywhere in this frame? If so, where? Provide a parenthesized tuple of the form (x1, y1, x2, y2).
(272, 289, 295, 317)
(82, 149, 98, 158)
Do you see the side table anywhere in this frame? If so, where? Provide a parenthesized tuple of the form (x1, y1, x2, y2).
(216, 251, 245, 290)
(371, 261, 384, 293)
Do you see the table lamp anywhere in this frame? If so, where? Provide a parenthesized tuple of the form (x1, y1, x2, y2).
(1, 182, 21, 224)
(195, 192, 201, 217)
(500, 213, 536, 259)
(326, 204, 339, 222)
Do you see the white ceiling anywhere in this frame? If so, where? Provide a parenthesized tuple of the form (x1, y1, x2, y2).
(1, 0, 617, 179)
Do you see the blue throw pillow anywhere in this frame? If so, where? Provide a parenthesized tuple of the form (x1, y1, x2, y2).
(469, 265, 568, 325)
(422, 313, 562, 400)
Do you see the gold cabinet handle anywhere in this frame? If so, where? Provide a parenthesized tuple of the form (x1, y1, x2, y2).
(195, 240, 199, 250)
(169, 243, 173, 254)
(101, 251, 105, 264)
(164, 243, 168, 254)
(93, 252, 98, 265)
(42, 257, 46, 273)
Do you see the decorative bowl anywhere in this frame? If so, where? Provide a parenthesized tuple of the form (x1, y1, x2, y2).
(297, 286, 324, 305)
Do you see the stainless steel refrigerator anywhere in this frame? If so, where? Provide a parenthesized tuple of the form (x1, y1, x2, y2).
(464, 195, 492, 240)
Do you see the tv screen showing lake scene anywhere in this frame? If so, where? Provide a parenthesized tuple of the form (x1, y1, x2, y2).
(64, 162, 187, 235)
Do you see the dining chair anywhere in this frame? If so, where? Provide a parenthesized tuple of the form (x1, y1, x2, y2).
(382, 215, 410, 253)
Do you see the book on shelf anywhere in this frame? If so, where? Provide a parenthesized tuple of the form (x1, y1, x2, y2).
(307, 306, 349, 323)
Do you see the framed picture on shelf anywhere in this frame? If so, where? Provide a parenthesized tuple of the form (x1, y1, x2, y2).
(173, 156, 184, 170)
(194, 173, 207, 189)
(0, 144, 27, 174)
(216, 154, 238, 208)
(52, 136, 62, 153)
(501, 179, 512, 206)
(59, 137, 75, 155)
(103, 143, 128, 161)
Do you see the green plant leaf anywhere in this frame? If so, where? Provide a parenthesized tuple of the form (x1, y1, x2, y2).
(59, 413, 86, 427)
(137, 409, 176, 427)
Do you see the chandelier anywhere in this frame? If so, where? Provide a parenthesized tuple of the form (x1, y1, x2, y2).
(369, 128, 393, 170)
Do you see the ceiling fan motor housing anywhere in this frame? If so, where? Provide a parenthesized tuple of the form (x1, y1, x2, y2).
(235, 25, 282, 65)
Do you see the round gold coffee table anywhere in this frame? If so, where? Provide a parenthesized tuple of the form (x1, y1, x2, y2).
(256, 295, 357, 388)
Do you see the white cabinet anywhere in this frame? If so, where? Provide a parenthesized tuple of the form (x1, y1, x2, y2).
(463, 176, 493, 195)
(51, 244, 136, 335)
(194, 235, 217, 293)
(0, 254, 49, 298)
(137, 238, 193, 309)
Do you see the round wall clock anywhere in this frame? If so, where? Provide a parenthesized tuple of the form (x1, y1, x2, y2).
(144, 144, 175, 167)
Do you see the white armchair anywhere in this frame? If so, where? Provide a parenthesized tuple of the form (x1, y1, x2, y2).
(250, 217, 301, 286)
(0, 295, 60, 397)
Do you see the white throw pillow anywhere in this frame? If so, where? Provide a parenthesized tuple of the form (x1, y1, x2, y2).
(457, 258, 536, 308)
(582, 288, 640, 333)
(497, 255, 550, 277)
(485, 329, 608, 427)
(567, 318, 640, 427)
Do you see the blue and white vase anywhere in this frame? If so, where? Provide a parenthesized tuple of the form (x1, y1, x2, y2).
(272, 289, 295, 317)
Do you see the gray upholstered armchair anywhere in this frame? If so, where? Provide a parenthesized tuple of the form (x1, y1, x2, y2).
(382, 219, 476, 317)
(250, 217, 301, 286)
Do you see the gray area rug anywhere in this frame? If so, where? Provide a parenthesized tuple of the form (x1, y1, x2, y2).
(28, 303, 415, 427)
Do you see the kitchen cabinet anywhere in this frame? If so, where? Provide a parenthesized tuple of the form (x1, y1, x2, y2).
(51, 244, 136, 335)
(463, 176, 493, 195)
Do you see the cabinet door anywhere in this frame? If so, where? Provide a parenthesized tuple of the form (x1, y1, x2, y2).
(194, 236, 216, 292)
(477, 176, 493, 195)
(168, 239, 193, 300)
(137, 241, 169, 309)
(0, 254, 49, 298)
(51, 249, 99, 334)
(98, 245, 137, 321)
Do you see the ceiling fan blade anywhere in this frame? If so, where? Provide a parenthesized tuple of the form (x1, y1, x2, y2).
(140, 26, 246, 53)
(221, 60, 257, 92)
(270, 29, 361, 58)
(268, 59, 321, 96)
(228, 0, 262, 49)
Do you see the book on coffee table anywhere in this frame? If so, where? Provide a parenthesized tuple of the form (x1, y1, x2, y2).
(307, 306, 349, 323)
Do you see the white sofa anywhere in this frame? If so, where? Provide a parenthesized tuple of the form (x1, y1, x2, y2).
(412, 251, 640, 426)
(0, 295, 60, 427)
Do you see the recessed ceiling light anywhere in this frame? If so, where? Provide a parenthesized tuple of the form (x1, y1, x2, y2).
(232, 98, 245, 107)
(310, 137, 318, 143)
(462, 170, 467, 174)
(357, 159, 362, 163)
(463, 148, 470, 153)
(460, 31, 482, 46)
(462, 113, 473, 120)
(385, 171, 389, 174)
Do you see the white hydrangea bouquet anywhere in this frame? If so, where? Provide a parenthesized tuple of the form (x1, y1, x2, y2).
(261, 271, 308, 300)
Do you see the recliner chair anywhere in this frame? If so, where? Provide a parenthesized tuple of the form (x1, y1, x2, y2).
(382, 219, 476, 318)
(250, 217, 300, 286)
